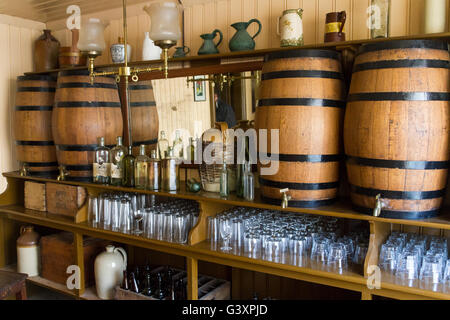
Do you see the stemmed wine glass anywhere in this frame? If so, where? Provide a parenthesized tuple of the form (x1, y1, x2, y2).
(133, 209, 144, 236)
(220, 218, 233, 252)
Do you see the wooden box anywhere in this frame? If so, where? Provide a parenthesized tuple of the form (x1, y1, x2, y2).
(24, 181, 47, 211)
(40, 232, 110, 287)
(114, 267, 230, 300)
(45, 183, 87, 222)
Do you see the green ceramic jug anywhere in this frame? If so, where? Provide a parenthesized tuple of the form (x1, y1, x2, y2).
(173, 46, 190, 58)
(229, 19, 262, 52)
(198, 29, 223, 55)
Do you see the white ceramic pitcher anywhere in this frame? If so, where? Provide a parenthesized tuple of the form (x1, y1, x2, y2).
(94, 245, 127, 299)
(278, 9, 304, 47)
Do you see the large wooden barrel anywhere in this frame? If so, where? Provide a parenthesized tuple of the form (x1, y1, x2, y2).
(129, 81, 159, 155)
(255, 50, 345, 208)
(344, 40, 450, 219)
(52, 69, 123, 182)
(14, 75, 58, 177)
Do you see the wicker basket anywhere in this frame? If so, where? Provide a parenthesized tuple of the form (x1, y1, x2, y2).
(200, 123, 236, 193)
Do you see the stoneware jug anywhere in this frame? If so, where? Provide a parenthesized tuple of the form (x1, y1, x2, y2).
(17, 226, 40, 276)
(34, 29, 60, 72)
(278, 9, 304, 47)
(173, 46, 190, 58)
(229, 19, 262, 52)
(142, 32, 162, 61)
(198, 29, 223, 55)
(324, 11, 346, 42)
(94, 245, 127, 299)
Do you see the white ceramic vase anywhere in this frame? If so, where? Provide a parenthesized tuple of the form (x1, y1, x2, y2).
(94, 245, 127, 300)
(142, 32, 162, 61)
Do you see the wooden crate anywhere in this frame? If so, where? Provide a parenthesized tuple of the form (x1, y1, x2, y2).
(24, 181, 47, 211)
(40, 232, 110, 287)
(45, 183, 87, 222)
(114, 267, 230, 300)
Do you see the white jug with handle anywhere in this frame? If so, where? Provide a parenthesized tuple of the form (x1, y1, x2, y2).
(277, 9, 304, 47)
(94, 245, 127, 299)
(142, 32, 162, 61)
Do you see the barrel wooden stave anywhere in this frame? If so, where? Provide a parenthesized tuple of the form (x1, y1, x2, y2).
(52, 70, 123, 181)
(129, 81, 159, 155)
(14, 75, 58, 176)
(344, 40, 450, 219)
(256, 50, 345, 207)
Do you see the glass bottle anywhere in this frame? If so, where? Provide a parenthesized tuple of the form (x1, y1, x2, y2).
(121, 270, 129, 290)
(220, 162, 229, 198)
(243, 162, 255, 201)
(130, 272, 139, 293)
(187, 137, 196, 164)
(110, 136, 127, 186)
(93, 137, 111, 184)
(142, 273, 153, 296)
(148, 150, 161, 190)
(173, 130, 184, 159)
(370, 0, 390, 39)
(158, 130, 169, 160)
(135, 144, 150, 189)
(236, 163, 245, 198)
(122, 146, 135, 187)
(154, 272, 166, 300)
(162, 147, 180, 191)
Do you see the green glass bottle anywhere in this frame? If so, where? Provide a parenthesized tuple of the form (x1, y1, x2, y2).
(122, 146, 135, 187)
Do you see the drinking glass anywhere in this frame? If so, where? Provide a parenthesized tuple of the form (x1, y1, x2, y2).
(110, 198, 120, 232)
(264, 237, 282, 263)
(87, 196, 99, 227)
(119, 200, 132, 234)
(163, 212, 174, 242)
(379, 243, 398, 273)
(207, 216, 219, 244)
(145, 208, 155, 238)
(174, 214, 188, 244)
(420, 255, 442, 285)
(102, 196, 111, 230)
(219, 218, 233, 252)
(444, 259, 450, 283)
(311, 238, 329, 264)
(396, 250, 419, 284)
(155, 211, 164, 241)
(353, 242, 368, 265)
(244, 234, 261, 259)
(232, 219, 244, 247)
(328, 243, 347, 271)
(133, 209, 144, 236)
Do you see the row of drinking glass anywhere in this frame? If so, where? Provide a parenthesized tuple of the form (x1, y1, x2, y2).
(207, 207, 369, 269)
(379, 232, 450, 285)
(88, 193, 199, 244)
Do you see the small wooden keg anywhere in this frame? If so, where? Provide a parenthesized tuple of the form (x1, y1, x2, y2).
(14, 75, 58, 177)
(345, 40, 450, 219)
(256, 50, 346, 208)
(52, 69, 123, 182)
(129, 81, 159, 155)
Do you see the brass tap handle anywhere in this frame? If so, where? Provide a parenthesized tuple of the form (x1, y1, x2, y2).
(373, 194, 383, 217)
(57, 165, 69, 181)
(19, 163, 29, 177)
(280, 188, 291, 209)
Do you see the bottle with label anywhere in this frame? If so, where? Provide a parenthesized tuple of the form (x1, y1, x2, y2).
(122, 146, 135, 187)
(93, 137, 111, 184)
(187, 137, 196, 164)
(158, 130, 169, 160)
(173, 130, 184, 159)
(243, 162, 255, 201)
(110, 136, 127, 186)
(162, 147, 180, 191)
(148, 150, 161, 190)
(220, 162, 229, 198)
(135, 144, 150, 190)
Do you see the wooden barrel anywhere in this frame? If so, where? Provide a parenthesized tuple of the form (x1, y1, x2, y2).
(14, 75, 58, 177)
(129, 81, 159, 155)
(255, 50, 345, 208)
(344, 40, 450, 219)
(52, 69, 123, 182)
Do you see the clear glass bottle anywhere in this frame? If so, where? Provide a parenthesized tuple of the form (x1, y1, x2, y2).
(93, 137, 111, 184)
(243, 162, 254, 201)
(370, 0, 390, 39)
(220, 162, 229, 198)
(135, 144, 150, 189)
(148, 150, 161, 190)
(173, 130, 184, 159)
(162, 147, 180, 191)
(236, 163, 245, 198)
(158, 130, 169, 160)
(187, 137, 195, 164)
(110, 136, 127, 186)
(122, 146, 135, 187)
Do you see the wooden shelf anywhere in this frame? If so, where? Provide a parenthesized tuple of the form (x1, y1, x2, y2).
(23, 32, 450, 78)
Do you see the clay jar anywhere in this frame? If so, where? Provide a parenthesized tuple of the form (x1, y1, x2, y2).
(94, 245, 127, 299)
(17, 226, 40, 276)
(35, 29, 60, 72)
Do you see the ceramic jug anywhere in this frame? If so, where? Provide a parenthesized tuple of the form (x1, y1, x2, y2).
(142, 32, 162, 61)
(278, 9, 304, 47)
(173, 46, 190, 58)
(229, 19, 262, 52)
(324, 11, 346, 42)
(110, 37, 132, 63)
(34, 29, 60, 72)
(198, 29, 223, 55)
(94, 245, 127, 299)
(17, 226, 40, 277)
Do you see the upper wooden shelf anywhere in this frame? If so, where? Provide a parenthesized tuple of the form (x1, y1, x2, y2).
(24, 32, 450, 78)
(4, 171, 450, 230)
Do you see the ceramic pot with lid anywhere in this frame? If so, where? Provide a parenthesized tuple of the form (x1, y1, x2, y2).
(94, 245, 127, 299)
(17, 226, 40, 276)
